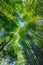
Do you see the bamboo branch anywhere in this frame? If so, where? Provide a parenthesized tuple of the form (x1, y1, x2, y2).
(0, 38, 11, 51)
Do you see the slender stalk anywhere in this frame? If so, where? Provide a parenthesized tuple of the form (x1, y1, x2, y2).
(0, 38, 11, 51)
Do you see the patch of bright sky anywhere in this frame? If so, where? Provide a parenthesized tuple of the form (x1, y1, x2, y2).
(19, 44, 22, 48)
(22, 0, 26, 2)
(0, 32, 3, 36)
(19, 21, 24, 27)
(10, 61, 16, 65)
(38, 19, 43, 24)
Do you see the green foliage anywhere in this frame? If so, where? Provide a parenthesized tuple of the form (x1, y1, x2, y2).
(0, 0, 43, 65)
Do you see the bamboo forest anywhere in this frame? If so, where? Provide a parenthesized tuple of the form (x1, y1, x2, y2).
(0, 0, 43, 65)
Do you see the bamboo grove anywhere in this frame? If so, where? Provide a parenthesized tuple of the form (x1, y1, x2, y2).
(0, 0, 43, 65)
